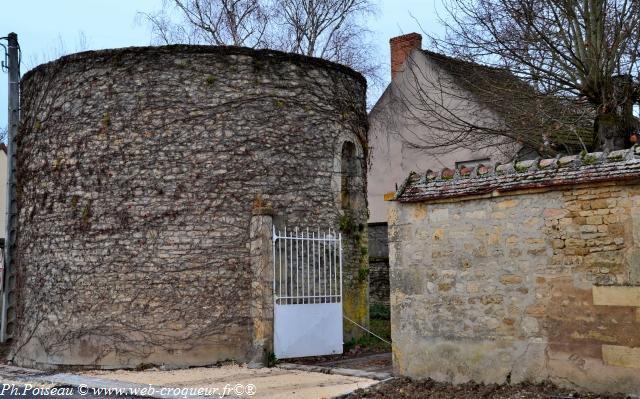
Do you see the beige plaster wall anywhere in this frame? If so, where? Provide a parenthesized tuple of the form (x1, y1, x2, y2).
(368, 50, 517, 223)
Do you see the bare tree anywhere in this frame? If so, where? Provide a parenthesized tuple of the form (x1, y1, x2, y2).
(424, 0, 640, 152)
(139, 0, 270, 47)
(139, 0, 381, 86)
(381, 48, 595, 158)
(272, 0, 380, 83)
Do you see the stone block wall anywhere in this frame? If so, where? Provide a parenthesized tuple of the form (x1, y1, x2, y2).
(368, 223, 389, 309)
(368, 222, 389, 258)
(12, 45, 368, 369)
(389, 150, 640, 395)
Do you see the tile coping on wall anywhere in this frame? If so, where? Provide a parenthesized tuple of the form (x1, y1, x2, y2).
(392, 146, 640, 203)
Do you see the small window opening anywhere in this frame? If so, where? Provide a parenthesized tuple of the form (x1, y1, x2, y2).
(341, 141, 357, 210)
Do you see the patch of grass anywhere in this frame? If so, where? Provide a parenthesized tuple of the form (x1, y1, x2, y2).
(370, 318, 391, 340)
(344, 330, 391, 352)
(370, 304, 390, 320)
(344, 310, 392, 353)
(266, 351, 278, 368)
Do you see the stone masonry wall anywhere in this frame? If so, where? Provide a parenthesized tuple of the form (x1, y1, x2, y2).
(13, 45, 368, 369)
(389, 151, 640, 395)
(368, 223, 389, 309)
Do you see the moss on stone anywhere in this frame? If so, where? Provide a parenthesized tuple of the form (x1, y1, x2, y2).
(102, 112, 111, 127)
(70, 195, 79, 209)
(81, 202, 92, 226)
(357, 266, 370, 283)
(581, 154, 598, 165)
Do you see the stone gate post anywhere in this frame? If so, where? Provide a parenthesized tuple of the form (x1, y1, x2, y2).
(249, 207, 274, 365)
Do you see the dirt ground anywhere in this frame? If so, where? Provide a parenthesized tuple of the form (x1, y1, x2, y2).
(286, 352, 392, 374)
(286, 340, 390, 366)
(345, 377, 631, 399)
(84, 363, 377, 399)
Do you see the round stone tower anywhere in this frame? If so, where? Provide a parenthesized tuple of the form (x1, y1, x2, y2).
(12, 45, 368, 368)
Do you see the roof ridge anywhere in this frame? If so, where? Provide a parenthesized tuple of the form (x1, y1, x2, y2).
(419, 147, 639, 185)
(395, 146, 640, 202)
(420, 50, 596, 151)
(421, 49, 511, 74)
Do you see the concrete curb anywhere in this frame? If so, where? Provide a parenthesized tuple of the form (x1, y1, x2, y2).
(276, 362, 392, 381)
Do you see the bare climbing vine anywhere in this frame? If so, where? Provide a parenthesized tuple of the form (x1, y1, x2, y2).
(11, 45, 368, 366)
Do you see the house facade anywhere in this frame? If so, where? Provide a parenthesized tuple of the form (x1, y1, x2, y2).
(368, 33, 517, 223)
(368, 33, 591, 223)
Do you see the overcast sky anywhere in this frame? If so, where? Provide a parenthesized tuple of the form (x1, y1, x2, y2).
(0, 0, 445, 128)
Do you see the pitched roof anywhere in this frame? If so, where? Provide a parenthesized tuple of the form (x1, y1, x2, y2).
(394, 146, 640, 203)
(422, 50, 594, 154)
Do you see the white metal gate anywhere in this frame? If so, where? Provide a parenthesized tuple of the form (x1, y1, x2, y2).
(272, 226, 343, 359)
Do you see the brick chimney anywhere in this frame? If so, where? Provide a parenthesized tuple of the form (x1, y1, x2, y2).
(390, 33, 422, 80)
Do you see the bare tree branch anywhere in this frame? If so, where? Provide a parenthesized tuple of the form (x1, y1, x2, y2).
(23, 32, 91, 71)
(139, 0, 270, 47)
(424, 0, 640, 152)
(272, 0, 381, 85)
(138, 0, 382, 88)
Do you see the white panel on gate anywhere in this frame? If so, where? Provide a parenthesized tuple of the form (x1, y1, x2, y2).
(272, 226, 343, 359)
(274, 303, 342, 358)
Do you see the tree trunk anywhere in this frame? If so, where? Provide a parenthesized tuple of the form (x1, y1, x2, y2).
(595, 76, 638, 152)
(595, 112, 627, 152)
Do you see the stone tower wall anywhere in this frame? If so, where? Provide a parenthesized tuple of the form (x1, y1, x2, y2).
(13, 45, 368, 369)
